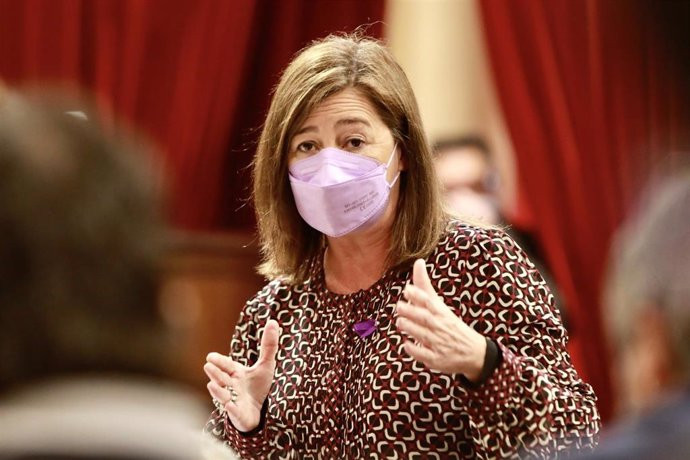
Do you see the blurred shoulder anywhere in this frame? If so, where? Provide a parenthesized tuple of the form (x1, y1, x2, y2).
(576, 394, 690, 460)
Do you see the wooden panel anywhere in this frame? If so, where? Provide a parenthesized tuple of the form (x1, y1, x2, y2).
(161, 231, 266, 393)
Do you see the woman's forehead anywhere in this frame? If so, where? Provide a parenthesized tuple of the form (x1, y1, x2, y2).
(300, 88, 383, 129)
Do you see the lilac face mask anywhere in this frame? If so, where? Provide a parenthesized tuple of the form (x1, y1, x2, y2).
(288, 144, 400, 237)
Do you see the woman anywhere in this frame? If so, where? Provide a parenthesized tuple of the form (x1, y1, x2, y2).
(204, 34, 600, 458)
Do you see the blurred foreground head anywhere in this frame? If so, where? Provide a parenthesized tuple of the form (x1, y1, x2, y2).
(0, 92, 168, 392)
(605, 166, 690, 415)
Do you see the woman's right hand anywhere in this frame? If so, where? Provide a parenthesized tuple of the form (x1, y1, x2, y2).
(204, 319, 281, 432)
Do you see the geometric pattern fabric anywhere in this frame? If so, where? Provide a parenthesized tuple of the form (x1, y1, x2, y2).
(206, 222, 601, 458)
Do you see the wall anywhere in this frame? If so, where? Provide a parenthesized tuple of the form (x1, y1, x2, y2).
(384, 0, 517, 213)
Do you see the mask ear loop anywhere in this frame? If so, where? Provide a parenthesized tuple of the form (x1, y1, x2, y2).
(385, 143, 401, 187)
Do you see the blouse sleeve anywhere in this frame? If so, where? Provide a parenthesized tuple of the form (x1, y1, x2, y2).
(204, 283, 276, 458)
(446, 228, 601, 457)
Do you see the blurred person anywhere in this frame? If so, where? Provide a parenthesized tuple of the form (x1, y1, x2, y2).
(204, 34, 599, 458)
(0, 92, 236, 460)
(434, 135, 569, 331)
(577, 167, 690, 459)
(433, 135, 501, 225)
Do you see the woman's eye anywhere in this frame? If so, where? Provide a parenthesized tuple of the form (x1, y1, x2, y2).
(346, 138, 364, 149)
(296, 142, 316, 153)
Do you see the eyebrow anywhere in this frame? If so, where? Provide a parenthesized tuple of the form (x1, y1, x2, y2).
(335, 117, 372, 128)
(294, 117, 372, 136)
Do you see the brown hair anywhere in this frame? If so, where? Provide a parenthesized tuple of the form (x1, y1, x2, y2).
(253, 34, 446, 283)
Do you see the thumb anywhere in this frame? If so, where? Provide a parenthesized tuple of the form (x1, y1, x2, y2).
(412, 258, 437, 297)
(257, 319, 281, 367)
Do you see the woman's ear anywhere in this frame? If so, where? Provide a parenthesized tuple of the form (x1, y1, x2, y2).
(622, 305, 676, 414)
(638, 307, 675, 386)
(397, 144, 407, 171)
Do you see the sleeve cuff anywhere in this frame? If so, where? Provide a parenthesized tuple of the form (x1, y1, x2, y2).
(458, 337, 502, 389)
(462, 341, 522, 421)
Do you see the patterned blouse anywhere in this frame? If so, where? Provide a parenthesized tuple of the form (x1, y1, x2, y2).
(206, 222, 600, 459)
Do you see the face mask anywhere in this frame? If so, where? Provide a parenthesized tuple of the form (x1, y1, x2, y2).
(288, 144, 400, 237)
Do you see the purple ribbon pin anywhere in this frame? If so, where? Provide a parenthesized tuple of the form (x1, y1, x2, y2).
(353, 318, 377, 338)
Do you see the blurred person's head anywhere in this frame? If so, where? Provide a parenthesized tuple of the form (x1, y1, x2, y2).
(0, 93, 169, 394)
(605, 166, 690, 415)
(433, 135, 500, 224)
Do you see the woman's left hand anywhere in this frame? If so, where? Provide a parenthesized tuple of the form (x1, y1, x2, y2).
(395, 259, 487, 381)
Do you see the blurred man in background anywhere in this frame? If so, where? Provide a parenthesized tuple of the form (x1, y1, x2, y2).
(582, 166, 690, 459)
(0, 91, 235, 459)
(433, 136, 502, 225)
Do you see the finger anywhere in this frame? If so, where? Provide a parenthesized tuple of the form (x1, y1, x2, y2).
(208, 383, 243, 422)
(412, 259, 438, 298)
(396, 317, 434, 348)
(403, 340, 438, 368)
(203, 362, 233, 387)
(207, 352, 239, 376)
(396, 301, 435, 328)
(207, 380, 234, 405)
(257, 319, 281, 367)
(402, 284, 435, 312)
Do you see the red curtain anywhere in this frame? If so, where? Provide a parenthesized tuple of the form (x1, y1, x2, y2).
(0, 0, 384, 230)
(480, 0, 690, 421)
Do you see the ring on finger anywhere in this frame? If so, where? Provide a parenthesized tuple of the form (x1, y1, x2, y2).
(212, 398, 226, 413)
(225, 384, 238, 403)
